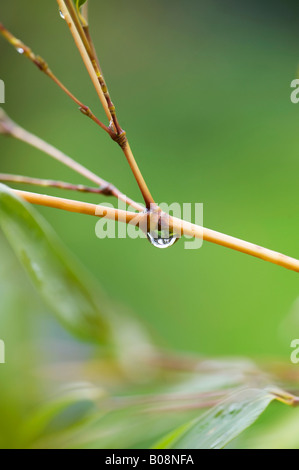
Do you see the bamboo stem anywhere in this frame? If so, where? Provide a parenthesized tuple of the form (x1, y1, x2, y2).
(57, 0, 155, 208)
(0, 174, 125, 196)
(170, 215, 299, 273)
(12, 189, 299, 274)
(2, 6, 299, 275)
(64, 0, 122, 134)
(0, 109, 144, 211)
(57, 0, 112, 122)
(14, 189, 138, 223)
(0, 22, 111, 136)
(122, 142, 155, 209)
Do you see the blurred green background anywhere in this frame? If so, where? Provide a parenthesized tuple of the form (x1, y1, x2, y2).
(1, 0, 299, 362)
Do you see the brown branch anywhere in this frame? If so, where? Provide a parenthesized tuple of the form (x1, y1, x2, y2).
(0, 22, 112, 137)
(11, 188, 299, 274)
(0, 109, 144, 211)
(63, 0, 122, 135)
(2, 6, 299, 276)
(57, 0, 155, 209)
(0, 174, 124, 196)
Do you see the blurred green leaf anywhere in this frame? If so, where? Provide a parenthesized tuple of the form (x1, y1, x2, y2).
(153, 422, 192, 450)
(0, 184, 111, 344)
(74, 0, 87, 11)
(23, 382, 105, 444)
(0, 185, 155, 378)
(33, 402, 196, 449)
(239, 405, 299, 449)
(155, 388, 276, 449)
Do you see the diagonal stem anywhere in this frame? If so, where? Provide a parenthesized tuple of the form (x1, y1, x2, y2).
(0, 174, 127, 197)
(11, 188, 299, 274)
(0, 109, 144, 211)
(0, 22, 112, 137)
(64, 0, 122, 135)
(56, 1, 112, 122)
(57, 0, 155, 209)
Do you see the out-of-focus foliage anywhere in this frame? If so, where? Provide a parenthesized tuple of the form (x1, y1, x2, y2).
(156, 389, 276, 449)
(1, 0, 299, 449)
(0, 186, 297, 449)
(1, 0, 299, 357)
(0, 184, 111, 343)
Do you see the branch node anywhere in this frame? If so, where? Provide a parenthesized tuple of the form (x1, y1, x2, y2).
(79, 105, 92, 117)
(34, 56, 49, 72)
(111, 130, 128, 149)
(100, 183, 116, 196)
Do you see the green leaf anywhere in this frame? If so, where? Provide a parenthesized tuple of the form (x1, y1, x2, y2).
(74, 0, 87, 11)
(23, 383, 105, 443)
(0, 185, 155, 374)
(153, 422, 192, 450)
(155, 388, 276, 449)
(0, 184, 111, 344)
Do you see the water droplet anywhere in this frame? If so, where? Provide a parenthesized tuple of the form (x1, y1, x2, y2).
(59, 9, 65, 19)
(16, 47, 24, 54)
(147, 231, 178, 249)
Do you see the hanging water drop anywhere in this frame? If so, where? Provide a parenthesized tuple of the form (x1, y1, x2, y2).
(59, 10, 65, 19)
(16, 47, 24, 54)
(147, 231, 178, 249)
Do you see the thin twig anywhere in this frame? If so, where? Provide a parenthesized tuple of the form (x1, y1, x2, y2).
(11, 188, 299, 274)
(64, 0, 122, 135)
(0, 22, 112, 137)
(2, 6, 299, 275)
(57, 1, 111, 121)
(0, 174, 127, 196)
(269, 388, 299, 407)
(57, 0, 155, 209)
(0, 109, 144, 211)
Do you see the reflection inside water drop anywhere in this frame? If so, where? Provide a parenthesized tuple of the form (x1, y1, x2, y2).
(59, 10, 65, 19)
(16, 47, 24, 54)
(147, 231, 178, 249)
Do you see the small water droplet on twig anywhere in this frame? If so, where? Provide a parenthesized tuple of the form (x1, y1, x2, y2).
(147, 231, 178, 249)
